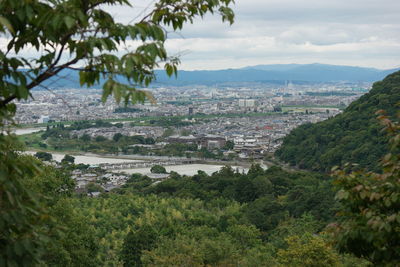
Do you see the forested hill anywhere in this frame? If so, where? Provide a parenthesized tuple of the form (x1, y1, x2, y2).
(275, 70, 400, 172)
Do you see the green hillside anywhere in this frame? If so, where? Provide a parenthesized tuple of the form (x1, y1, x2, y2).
(276, 71, 400, 172)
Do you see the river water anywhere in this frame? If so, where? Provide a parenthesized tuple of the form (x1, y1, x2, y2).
(26, 151, 143, 165)
(116, 164, 248, 176)
(13, 127, 46, 135)
(26, 150, 249, 175)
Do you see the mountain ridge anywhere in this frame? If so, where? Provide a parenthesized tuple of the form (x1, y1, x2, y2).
(37, 64, 400, 89)
(155, 63, 399, 85)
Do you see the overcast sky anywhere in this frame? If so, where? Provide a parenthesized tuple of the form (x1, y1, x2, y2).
(105, 0, 400, 70)
(2, 0, 398, 71)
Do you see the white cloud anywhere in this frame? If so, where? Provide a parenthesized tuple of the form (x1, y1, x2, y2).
(2, 0, 399, 70)
(162, 33, 400, 70)
(160, 0, 400, 70)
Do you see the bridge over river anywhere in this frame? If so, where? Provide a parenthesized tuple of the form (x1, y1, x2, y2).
(99, 158, 199, 170)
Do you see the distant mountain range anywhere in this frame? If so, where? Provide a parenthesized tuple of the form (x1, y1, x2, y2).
(40, 63, 399, 89)
(155, 63, 399, 85)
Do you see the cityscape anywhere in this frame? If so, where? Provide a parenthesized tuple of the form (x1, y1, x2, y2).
(16, 81, 369, 193)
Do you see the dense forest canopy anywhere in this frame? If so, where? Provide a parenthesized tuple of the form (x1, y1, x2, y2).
(5, 159, 372, 266)
(276, 70, 400, 172)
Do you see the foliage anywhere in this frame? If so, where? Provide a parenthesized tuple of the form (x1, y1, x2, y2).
(244, 195, 287, 232)
(40, 199, 101, 267)
(65, 194, 251, 266)
(0, 139, 46, 266)
(276, 71, 400, 172)
(120, 225, 158, 266)
(34, 151, 52, 161)
(14, 159, 100, 266)
(331, 112, 400, 265)
(86, 182, 104, 193)
(113, 133, 123, 142)
(61, 154, 75, 164)
(22, 163, 76, 201)
(224, 140, 235, 150)
(276, 234, 341, 267)
(150, 164, 167, 174)
(268, 213, 322, 249)
(141, 233, 243, 266)
(95, 135, 107, 142)
(124, 164, 337, 233)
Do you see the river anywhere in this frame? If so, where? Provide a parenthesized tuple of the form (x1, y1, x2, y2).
(26, 150, 250, 175)
(13, 127, 46, 135)
(26, 151, 143, 165)
(116, 164, 248, 176)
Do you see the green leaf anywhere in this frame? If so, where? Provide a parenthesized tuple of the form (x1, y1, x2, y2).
(64, 16, 75, 29)
(0, 16, 14, 34)
(335, 190, 349, 200)
(165, 64, 173, 77)
(79, 72, 86, 87)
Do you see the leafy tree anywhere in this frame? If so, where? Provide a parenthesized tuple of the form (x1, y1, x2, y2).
(268, 213, 322, 249)
(81, 134, 91, 142)
(276, 234, 340, 267)
(141, 233, 241, 266)
(45, 201, 101, 266)
(121, 226, 158, 267)
(95, 135, 107, 142)
(86, 182, 104, 193)
(224, 140, 235, 150)
(0, 150, 47, 266)
(35, 151, 53, 161)
(145, 137, 155, 144)
(150, 164, 167, 174)
(331, 112, 400, 265)
(95, 120, 113, 128)
(244, 195, 287, 232)
(61, 154, 75, 164)
(247, 163, 265, 178)
(23, 163, 76, 201)
(113, 133, 123, 142)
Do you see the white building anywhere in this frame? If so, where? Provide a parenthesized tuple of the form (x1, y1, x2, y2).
(38, 115, 50, 123)
(238, 99, 257, 108)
